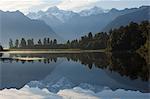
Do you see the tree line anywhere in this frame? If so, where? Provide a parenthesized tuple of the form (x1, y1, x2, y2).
(9, 32, 109, 49)
(8, 21, 149, 51)
(9, 38, 58, 49)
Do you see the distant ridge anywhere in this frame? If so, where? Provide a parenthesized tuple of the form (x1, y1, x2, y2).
(102, 6, 150, 32)
(27, 6, 149, 40)
(0, 10, 59, 47)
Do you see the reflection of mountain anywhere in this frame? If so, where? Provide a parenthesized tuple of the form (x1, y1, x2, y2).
(0, 53, 3, 57)
(0, 59, 62, 89)
(28, 57, 149, 93)
(110, 52, 149, 81)
(0, 52, 149, 92)
(1, 52, 148, 81)
(28, 60, 126, 93)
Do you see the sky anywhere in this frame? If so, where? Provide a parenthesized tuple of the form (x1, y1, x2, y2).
(0, 0, 149, 14)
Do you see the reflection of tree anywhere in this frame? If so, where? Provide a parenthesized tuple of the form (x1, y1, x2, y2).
(0, 52, 149, 81)
(8, 53, 110, 67)
(109, 52, 149, 81)
(0, 53, 3, 57)
(66, 53, 110, 69)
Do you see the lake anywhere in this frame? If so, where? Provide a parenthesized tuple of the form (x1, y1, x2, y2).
(0, 52, 149, 99)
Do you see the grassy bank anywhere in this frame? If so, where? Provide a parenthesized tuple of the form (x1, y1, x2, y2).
(8, 48, 81, 51)
(1, 48, 106, 54)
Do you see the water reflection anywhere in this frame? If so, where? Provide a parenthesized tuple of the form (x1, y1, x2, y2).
(110, 52, 149, 81)
(0, 52, 149, 92)
(0, 53, 3, 57)
(1, 52, 148, 81)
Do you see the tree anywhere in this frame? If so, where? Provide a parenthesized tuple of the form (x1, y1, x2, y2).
(43, 38, 47, 46)
(27, 39, 34, 48)
(9, 39, 13, 48)
(88, 32, 93, 39)
(15, 39, 19, 48)
(67, 40, 70, 45)
(50, 40, 53, 45)
(38, 39, 42, 46)
(53, 39, 57, 45)
(67, 40, 70, 48)
(0, 45, 3, 51)
(31, 39, 34, 46)
(20, 38, 26, 48)
(47, 38, 50, 45)
(109, 21, 148, 51)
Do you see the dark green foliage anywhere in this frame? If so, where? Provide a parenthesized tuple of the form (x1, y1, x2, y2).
(88, 32, 93, 39)
(15, 39, 19, 48)
(53, 39, 57, 45)
(9, 32, 109, 50)
(110, 52, 149, 81)
(78, 32, 109, 49)
(38, 39, 42, 46)
(27, 39, 34, 48)
(0, 45, 3, 51)
(109, 21, 149, 51)
(20, 38, 27, 48)
(9, 39, 13, 48)
(43, 38, 47, 46)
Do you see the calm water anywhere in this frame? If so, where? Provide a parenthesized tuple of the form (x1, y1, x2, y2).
(0, 52, 149, 95)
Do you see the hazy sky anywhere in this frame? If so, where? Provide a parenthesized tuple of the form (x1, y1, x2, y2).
(0, 0, 149, 14)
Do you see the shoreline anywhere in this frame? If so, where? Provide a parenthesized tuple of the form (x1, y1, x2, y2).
(0, 49, 106, 54)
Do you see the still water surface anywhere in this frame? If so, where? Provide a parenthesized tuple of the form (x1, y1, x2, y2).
(0, 52, 149, 98)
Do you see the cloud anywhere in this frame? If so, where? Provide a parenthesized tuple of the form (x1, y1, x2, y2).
(57, 0, 99, 11)
(0, 0, 98, 13)
(0, 85, 99, 99)
(0, 85, 149, 99)
(0, 0, 149, 14)
(0, 0, 42, 13)
(0, 0, 60, 14)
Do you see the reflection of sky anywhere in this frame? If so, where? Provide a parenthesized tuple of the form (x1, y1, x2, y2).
(0, 59, 62, 89)
(0, 0, 149, 14)
(0, 85, 149, 99)
(27, 59, 149, 93)
(0, 56, 148, 93)
(0, 52, 149, 98)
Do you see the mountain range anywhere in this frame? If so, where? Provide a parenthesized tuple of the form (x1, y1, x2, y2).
(0, 6, 149, 47)
(27, 6, 149, 40)
(0, 10, 60, 47)
(103, 6, 150, 32)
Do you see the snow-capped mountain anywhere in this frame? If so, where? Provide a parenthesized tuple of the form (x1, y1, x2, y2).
(46, 6, 79, 22)
(27, 6, 108, 23)
(27, 11, 45, 19)
(27, 6, 79, 23)
(79, 6, 108, 16)
(26, 6, 110, 40)
(27, 6, 149, 41)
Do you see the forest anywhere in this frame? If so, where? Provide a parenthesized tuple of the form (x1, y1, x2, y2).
(7, 20, 149, 53)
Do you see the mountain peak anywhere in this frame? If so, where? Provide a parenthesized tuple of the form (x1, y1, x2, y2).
(79, 6, 106, 16)
(92, 6, 103, 10)
(139, 5, 150, 9)
(47, 6, 59, 12)
(109, 8, 119, 13)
